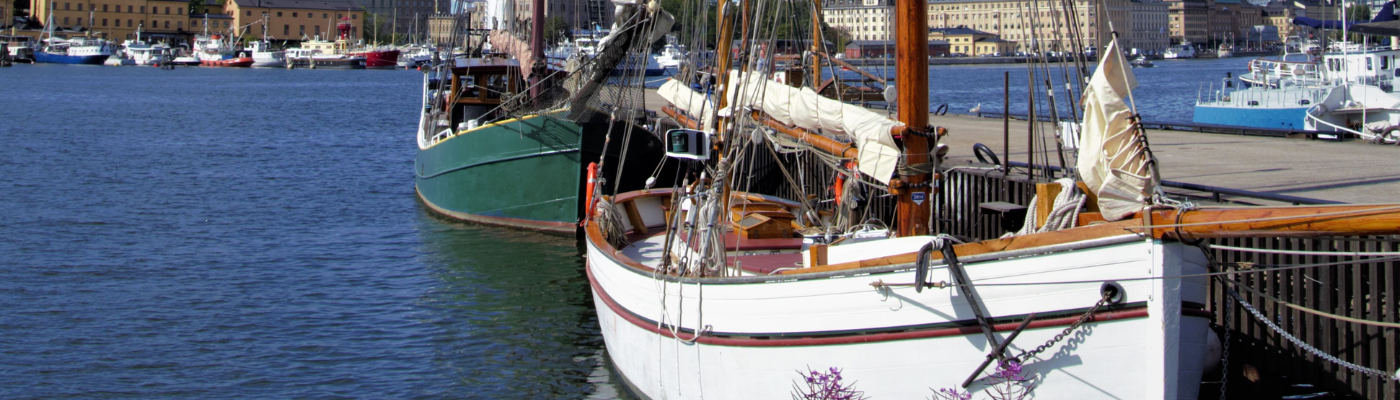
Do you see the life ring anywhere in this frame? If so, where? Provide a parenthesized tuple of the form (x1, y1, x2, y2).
(973, 143, 1000, 165)
(583, 162, 599, 225)
(934, 103, 949, 115)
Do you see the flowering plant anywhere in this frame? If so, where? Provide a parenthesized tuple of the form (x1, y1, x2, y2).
(983, 360, 1035, 400)
(792, 367, 868, 400)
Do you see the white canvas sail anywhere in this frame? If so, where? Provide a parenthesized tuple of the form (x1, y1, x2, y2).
(724, 71, 904, 184)
(1077, 38, 1153, 221)
(657, 79, 719, 131)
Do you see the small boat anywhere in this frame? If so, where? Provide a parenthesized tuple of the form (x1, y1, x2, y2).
(248, 16, 286, 68)
(1130, 55, 1154, 68)
(654, 43, 683, 69)
(397, 45, 433, 68)
(1162, 41, 1195, 59)
(2, 34, 36, 63)
(1217, 43, 1233, 58)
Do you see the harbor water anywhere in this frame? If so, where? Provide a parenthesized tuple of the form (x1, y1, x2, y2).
(0, 56, 1244, 398)
(0, 65, 626, 399)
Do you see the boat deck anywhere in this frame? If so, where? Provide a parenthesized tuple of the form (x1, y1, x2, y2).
(620, 229, 806, 276)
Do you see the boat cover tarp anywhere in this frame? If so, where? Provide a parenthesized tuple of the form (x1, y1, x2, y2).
(657, 78, 718, 131)
(723, 70, 903, 184)
(1077, 38, 1153, 221)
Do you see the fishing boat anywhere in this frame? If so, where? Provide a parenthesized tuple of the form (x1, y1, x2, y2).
(194, 34, 252, 67)
(414, 0, 674, 234)
(248, 16, 286, 68)
(285, 42, 366, 69)
(35, 36, 112, 65)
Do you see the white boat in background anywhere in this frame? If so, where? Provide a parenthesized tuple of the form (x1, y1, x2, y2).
(1163, 42, 1195, 59)
(248, 16, 286, 68)
(655, 43, 683, 69)
(3, 34, 36, 63)
(1217, 43, 1233, 58)
(398, 45, 433, 68)
(248, 40, 285, 68)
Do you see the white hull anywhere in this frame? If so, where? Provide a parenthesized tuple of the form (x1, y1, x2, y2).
(252, 51, 286, 68)
(586, 197, 1213, 399)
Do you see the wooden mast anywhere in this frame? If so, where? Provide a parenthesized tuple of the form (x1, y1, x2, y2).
(810, 0, 823, 88)
(530, 0, 546, 98)
(893, 0, 930, 237)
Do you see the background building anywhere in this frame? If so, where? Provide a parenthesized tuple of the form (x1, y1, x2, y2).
(925, 0, 1136, 54)
(32, 0, 192, 41)
(822, 0, 892, 42)
(223, 0, 364, 42)
(1129, 0, 1169, 53)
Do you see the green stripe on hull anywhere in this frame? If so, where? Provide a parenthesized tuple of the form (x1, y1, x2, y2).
(415, 114, 584, 232)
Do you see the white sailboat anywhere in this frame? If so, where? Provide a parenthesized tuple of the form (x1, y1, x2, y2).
(582, 2, 1400, 399)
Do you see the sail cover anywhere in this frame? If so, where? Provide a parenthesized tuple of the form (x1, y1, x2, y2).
(488, 30, 535, 79)
(1077, 38, 1153, 221)
(724, 71, 904, 184)
(657, 78, 718, 131)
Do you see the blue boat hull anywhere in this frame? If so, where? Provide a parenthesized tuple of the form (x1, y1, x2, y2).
(1192, 105, 1310, 130)
(34, 52, 108, 65)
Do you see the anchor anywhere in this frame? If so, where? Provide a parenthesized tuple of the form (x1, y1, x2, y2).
(922, 241, 1036, 388)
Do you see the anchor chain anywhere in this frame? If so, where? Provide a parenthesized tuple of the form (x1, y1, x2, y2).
(1013, 291, 1111, 363)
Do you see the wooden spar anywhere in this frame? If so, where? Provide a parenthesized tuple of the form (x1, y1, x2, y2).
(750, 111, 858, 158)
(662, 106, 700, 130)
(810, 0, 823, 89)
(893, 0, 930, 237)
(1144, 205, 1400, 239)
(816, 51, 886, 84)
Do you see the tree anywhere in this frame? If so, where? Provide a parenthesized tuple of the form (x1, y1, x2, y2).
(659, 0, 717, 49)
(543, 15, 570, 46)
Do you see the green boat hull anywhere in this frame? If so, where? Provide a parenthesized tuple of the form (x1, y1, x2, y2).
(416, 113, 586, 234)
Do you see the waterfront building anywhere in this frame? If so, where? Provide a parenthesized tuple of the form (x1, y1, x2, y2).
(925, 0, 1134, 55)
(928, 26, 1013, 55)
(843, 39, 950, 58)
(222, 0, 364, 42)
(1130, 0, 1169, 53)
(488, 0, 613, 37)
(1167, 0, 1208, 43)
(348, 0, 433, 40)
(32, 0, 193, 42)
(821, 0, 893, 42)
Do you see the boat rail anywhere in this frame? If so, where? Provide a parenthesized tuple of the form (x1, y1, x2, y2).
(1303, 104, 1387, 141)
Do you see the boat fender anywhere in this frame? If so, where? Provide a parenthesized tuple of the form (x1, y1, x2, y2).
(584, 162, 599, 225)
(972, 143, 1000, 165)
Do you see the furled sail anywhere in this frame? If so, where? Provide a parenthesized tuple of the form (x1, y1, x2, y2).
(657, 78, 719, 131)
(488, 30, 535, 79)
(1077, 38, 1153, 221)
(724, 71, 904, 184)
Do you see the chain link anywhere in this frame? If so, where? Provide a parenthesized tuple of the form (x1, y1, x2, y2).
(1219, 292, 1231, 400)
(1225, 286, 1400, 381)
(1014, 292, 1111, 363)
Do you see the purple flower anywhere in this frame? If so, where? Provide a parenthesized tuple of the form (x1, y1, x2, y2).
(792, 367, 867, 400)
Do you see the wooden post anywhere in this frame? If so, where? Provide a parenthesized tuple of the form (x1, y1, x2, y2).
(1033, 182, 1059, 230)
(893, 0, 930, 237)
(807, 243, 828, 268)
(1002, 70, 1010, 198)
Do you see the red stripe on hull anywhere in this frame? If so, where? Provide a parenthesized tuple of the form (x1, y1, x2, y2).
(201, 57, 254, 67)
(415, 186, 576, 235)
(587, 259, 1213, 347)
(350, 49, 400, 69)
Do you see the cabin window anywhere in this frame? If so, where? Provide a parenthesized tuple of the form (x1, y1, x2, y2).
(485, 75, 508, 100)
(1367, 57, 1373, 71)
(1384, 56, 1391, 71)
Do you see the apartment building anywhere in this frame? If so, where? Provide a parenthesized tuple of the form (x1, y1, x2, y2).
(822, 0, 893, 42)
(1129, 0, 1169, 52)
(926, 0, 1135, 54)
